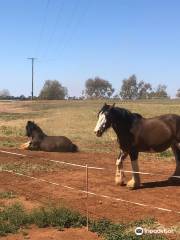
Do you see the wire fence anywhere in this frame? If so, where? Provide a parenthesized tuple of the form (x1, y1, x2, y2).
(0, 149, 179, 179)
(0, 149, 180, 229)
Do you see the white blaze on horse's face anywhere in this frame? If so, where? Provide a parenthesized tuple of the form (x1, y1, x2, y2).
(94, 112, 107, 137)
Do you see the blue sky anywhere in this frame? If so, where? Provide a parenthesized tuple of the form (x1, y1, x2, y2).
(0, 0, 180, 97)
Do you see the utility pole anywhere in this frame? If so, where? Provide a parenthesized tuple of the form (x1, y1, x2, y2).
(27, 57, 37, 100)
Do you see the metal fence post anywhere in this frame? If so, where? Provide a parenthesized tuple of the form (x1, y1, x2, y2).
(86, 164, 89, 230)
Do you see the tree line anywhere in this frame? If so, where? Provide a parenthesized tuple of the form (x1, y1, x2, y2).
(84, 75, 179, 99)
(1, 75, 180, 100)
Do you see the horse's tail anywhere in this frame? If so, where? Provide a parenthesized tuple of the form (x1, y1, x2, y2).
(71, 144, 78, 152)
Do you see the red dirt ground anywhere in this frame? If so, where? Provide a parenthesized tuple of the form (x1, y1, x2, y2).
(0, 148, 179, 239)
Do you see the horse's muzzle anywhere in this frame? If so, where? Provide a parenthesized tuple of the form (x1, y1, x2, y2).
(94, 130, 102, 137)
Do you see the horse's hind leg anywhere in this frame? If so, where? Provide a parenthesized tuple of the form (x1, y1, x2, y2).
(171, 145, 180, 181)
(115, 150, 127, 186)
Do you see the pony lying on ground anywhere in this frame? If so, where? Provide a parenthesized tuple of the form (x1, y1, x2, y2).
(20, 121, 78, 152)
(94, 103, 180, 189)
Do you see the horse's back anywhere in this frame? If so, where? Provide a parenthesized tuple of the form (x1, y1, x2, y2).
(142, 114, 180, 131)
(131, 114, 180, 152)
(40, 136, 78, 152)
(148, 114, 180, 138)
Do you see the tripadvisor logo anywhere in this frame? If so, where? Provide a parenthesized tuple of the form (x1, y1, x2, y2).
(135, 226, 174, 236)
(135, 227, 144, 236)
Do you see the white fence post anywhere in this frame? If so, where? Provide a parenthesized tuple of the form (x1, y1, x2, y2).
(86, 164, 89, 231)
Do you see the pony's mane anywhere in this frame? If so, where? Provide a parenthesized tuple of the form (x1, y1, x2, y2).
(30, 121, 45, 135)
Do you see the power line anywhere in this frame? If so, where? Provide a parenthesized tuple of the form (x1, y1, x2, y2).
(41, 0, 66, 59)
(51, 0, 89, 61)
(35, 0, 51, 57)
(49, 0, 80, 59)
(36, 0, 89, 62)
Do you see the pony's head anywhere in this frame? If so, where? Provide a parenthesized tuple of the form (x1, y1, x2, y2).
(26, 121, 44, 138)
(26, 121, 36, 137)
(94, 103, 115, 137)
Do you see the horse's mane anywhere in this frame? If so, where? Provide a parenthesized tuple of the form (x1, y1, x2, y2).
(112, 107, 142, 126)
(113, 107, 142, 117)
(33, 122, 44, 133)
(132, 112, 143, 119)
(114, 107, 132, 116)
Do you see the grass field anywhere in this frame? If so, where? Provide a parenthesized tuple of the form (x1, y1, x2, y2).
(0, 99, 180, 153)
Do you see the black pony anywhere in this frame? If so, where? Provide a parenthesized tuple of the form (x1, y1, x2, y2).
(24, 121, 78, 152)
(94, 103, 180, 189)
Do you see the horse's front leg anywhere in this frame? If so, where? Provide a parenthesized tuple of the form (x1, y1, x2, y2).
(28, 140, 40, 151)
(127, 149, 141, 189)
(115, 150, 128, 186)
(19, 141, 31, 150)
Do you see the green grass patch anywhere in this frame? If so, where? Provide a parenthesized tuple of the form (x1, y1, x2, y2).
(0, 203, 30, 236)
(0, 125, 24, 137)
(90, 218, 166, 240)
(0, 191, 16, 199)
(0, 139, 18, 148)
(0, 161, 59, 174)
(0, 203, 85, 236)
(30, 206, 86, 229)
(0, 203, 168, 239)
(158, 150, 173, 158)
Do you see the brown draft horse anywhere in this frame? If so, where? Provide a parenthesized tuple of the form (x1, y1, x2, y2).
(21, 121, 78, 152)
(94, 103, 180, 189)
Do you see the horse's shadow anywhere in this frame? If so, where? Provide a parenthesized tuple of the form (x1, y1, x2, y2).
(140, 179, 180, 189)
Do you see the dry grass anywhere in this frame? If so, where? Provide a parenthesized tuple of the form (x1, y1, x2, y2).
(0, 99, 180, 153)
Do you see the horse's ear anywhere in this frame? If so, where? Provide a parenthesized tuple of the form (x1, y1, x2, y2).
(110, 103, 115, 109)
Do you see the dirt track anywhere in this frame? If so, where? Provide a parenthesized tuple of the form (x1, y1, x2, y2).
(0, 148, 180, 228)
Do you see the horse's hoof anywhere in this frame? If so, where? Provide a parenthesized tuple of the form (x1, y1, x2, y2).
(120, 181, 126, 186)
(115, 177, 126, 186)
(115, 181, 126, 186)
(19, 141, 31, 150)
(127, 179, 140, 190)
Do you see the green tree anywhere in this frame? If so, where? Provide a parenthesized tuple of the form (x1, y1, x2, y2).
(120, 75, 138, 100)
(84, 77, 114, 98)
(149, 84, 169, 99)
(39, 80, 68, 100)
(137, 80, 152, 99)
